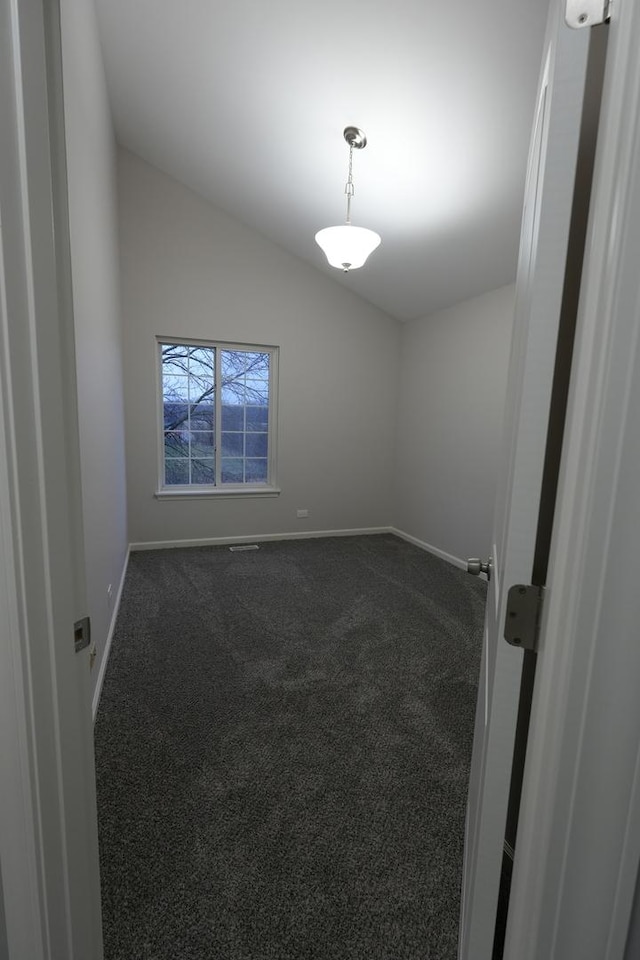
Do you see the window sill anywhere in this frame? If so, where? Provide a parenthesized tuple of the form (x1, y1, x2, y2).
(155, 486, 281, 501)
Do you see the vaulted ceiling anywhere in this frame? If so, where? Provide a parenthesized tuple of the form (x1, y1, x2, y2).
(95, 0, 548, 321)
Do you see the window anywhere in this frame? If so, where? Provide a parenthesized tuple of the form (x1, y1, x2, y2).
(158, 339, 278, 495)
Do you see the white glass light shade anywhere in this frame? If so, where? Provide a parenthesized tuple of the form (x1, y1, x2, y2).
(315, 224, 381, 271)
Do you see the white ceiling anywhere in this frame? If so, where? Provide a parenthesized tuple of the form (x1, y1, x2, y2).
(95, 0, 548, 321)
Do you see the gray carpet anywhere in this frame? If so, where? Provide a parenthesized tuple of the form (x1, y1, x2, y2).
(94, 533, 485, 960)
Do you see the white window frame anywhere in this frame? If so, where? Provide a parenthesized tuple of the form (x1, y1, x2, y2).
(155, 336, 279, 499)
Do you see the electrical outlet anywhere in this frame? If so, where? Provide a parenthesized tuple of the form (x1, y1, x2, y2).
(296, 509, 309, 518)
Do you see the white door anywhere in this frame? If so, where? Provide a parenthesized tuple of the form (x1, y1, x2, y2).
(459, 3, 595, 957)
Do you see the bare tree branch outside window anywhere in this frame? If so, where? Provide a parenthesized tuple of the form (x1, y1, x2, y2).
(160, 342, 272, 487)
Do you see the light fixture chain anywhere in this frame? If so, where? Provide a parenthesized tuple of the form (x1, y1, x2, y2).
(345, 142, 355, 224)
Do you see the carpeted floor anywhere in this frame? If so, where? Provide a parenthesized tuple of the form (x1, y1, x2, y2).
(94, 533, 485, 960)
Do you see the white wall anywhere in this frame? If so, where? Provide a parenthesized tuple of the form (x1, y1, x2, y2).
(60, 0, 128, 692)
(394, 285, 515, 562)
(118, 149, 400, 545)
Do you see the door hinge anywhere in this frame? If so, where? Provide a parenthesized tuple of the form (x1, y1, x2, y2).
(565, 0, 611, 29)
(504, 585, 545, 653)
(74, 616, 91, 653)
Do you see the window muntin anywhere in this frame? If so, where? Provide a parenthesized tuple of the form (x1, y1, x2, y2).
(159, 340, 276, 491)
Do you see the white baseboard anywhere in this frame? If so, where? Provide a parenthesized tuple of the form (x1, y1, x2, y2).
(129, 528, 470, 576)
(129, 526, 391, 552)
(389, 527, 467, 571)
(92, 547, 130, 722)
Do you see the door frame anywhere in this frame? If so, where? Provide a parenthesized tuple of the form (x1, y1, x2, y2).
(505, 2, 640, 957)
(0, 0, 102, 957)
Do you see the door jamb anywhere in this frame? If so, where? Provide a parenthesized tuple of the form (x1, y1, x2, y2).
(0, 0, 102, 957)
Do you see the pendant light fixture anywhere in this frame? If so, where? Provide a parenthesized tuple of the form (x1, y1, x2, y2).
(315, 126, 381, 272)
